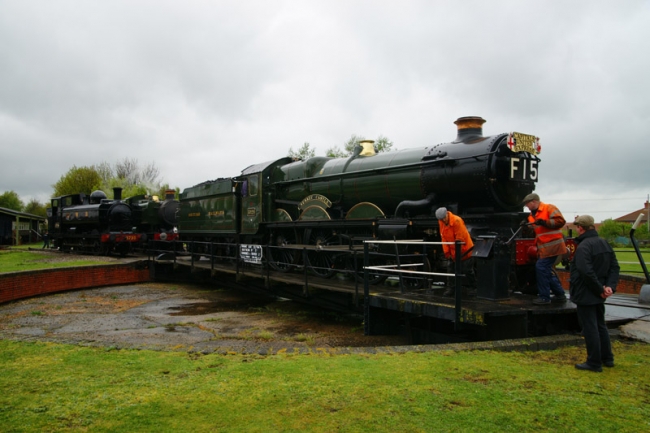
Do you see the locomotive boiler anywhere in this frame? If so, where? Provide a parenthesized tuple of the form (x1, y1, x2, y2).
(178, 116, 542, 296)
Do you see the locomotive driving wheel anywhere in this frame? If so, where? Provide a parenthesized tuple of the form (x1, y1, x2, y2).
(268, 229, 298, 272)
(92, 241, 103, 256)
(304, 228, 339, 278)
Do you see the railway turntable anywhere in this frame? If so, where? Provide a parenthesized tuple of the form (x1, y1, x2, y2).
(152, 251, 580, 344)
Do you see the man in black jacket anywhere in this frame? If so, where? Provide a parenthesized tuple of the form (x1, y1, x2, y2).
(570, 215, 620, 372)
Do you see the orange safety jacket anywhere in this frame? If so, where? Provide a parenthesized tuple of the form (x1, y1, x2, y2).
(527, 202, 567, 259)
(439, 211, 474, 261)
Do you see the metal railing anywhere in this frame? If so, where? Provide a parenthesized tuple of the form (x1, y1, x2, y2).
(362, 239, 466, 331)
(148, 237, 466, 328)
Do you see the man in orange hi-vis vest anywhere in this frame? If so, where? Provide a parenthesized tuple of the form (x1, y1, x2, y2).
(523, 193, 568, 305)
(436, 207, 475, 297)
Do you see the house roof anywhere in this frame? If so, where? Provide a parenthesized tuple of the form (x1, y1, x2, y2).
(0, 206, 46, 221)
(615, 201, 650, 224)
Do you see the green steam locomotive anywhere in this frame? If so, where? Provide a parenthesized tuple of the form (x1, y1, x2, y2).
(178, 116, 541, 294)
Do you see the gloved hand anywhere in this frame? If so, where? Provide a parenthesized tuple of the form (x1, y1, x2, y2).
(534, 219, 548, 227)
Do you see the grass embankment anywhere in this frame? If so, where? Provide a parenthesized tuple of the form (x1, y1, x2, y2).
(615, 249, 650, 276)
(556, 248, 649, 277)
(0, 340, 648, 432)
(0, 249, 111, 273)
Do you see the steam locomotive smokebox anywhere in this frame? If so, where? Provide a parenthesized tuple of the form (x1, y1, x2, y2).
(474, 236, 510, 300)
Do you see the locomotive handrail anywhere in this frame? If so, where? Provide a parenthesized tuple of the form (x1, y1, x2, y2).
(364, 239, 461, 245)
(363, 239, 465, 331)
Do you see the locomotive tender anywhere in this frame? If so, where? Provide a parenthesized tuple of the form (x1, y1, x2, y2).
(178, 116, 542, 297)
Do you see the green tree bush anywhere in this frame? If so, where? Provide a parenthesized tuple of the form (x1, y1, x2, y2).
(288, 143, 316, 160)
(23, 199, 47, 217)
(598, 218, 649, 246)
(53, 160, 172, 200)
(52, 166, 103, 197)
(0, 191, 24, 211)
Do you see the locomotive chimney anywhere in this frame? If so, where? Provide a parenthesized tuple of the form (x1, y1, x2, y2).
(165, 189, 176, 200)
(113, 187, 122, 201)
(454, 116, 486, 143)
(359, 140, 376, 156)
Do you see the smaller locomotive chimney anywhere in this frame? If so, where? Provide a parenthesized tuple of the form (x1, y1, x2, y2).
(454, 116, 486, 143)
(113, 187, 123, 201)
(165, 189, 176, 200)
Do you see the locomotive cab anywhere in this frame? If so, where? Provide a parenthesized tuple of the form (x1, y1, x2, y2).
(239, 157, 293, 235)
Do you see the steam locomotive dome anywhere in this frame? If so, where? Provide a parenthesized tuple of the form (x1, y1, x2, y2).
(158, 199, 180, 226)
(107, 202, 133, 232)
(89, 190, 107, 204)
(421, 117, 540, 212)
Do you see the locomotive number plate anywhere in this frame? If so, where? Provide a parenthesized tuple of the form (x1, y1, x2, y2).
(125, 235, 138, 242)
(510, 157, 538, 182)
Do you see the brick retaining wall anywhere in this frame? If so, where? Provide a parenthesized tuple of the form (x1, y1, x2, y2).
(556, 269, 646, 295)
(0, 261, 151, 304)
(1, 261, 644, 305)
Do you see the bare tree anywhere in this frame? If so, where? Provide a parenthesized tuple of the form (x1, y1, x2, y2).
(94, 161, 113, 185)
(140, 162, 161, 185)
(115, 158, 140, 184)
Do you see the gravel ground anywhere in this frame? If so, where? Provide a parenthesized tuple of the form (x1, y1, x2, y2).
(0, 281, 410, 353)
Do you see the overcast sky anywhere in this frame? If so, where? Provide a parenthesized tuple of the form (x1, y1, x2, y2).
(1, 1, 649, 223)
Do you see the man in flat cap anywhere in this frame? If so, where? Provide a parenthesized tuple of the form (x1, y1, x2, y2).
(522, 193, 568, 305)
(435, 207, 475, 297)
(570, 215, 619, 372)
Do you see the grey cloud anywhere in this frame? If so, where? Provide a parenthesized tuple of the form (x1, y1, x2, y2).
(0, 0, 648, 224)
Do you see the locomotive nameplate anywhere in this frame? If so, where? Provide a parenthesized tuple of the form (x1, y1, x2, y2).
(506, 132, 540, 155)
(298, 194, 332, 210)
(240, 244, 263, 264)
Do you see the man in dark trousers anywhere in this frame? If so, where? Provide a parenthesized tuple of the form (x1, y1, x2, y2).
(570, 215, 620, 373)
(42, 232, 50, 249)
(435, 207, 475, 297)
(523, 193, 568, 305)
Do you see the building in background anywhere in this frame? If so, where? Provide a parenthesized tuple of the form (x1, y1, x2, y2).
(0, 207, 46, 246)
(615, 201, 650, 225)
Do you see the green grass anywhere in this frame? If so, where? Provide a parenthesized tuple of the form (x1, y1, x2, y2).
(614, 249, 650, 277)
(5, 242, 44, 250)
(0, 339, 648, 432)
(557, 248, 650, 277)
(0, 250, 110, 273)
